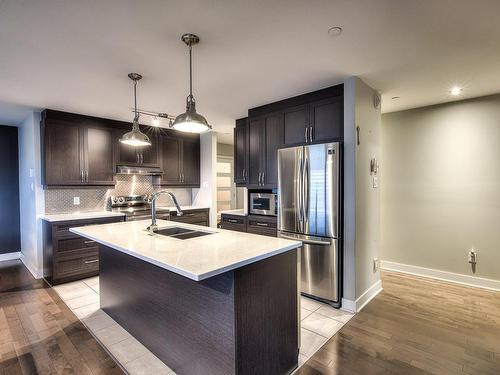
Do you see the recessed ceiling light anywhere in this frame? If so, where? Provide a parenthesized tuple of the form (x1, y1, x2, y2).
(328, 26, 342, 37)
(391, 96, 400, 100)
(449, 86, 463, 96)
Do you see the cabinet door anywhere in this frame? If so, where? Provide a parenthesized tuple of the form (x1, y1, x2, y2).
(44, 121, 84, 185)
(117, 133, 140, 165)
(310, 96, 343, 143)
(234, 118, 247, 185)
(283, 105, 309, 146)
(84, 127, 115, 185)
(181, 139, 200, 186)
(160, 136, 181, 185)
(139, 131, 159, 166)
(263, 113, 282, 188)
(247, 117, 264, 187)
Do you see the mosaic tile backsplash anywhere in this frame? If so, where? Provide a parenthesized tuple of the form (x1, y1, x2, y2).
(44, 175, 193, 214)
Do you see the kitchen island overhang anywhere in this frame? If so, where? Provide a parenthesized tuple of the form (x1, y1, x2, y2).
(71, 220, 302, 375)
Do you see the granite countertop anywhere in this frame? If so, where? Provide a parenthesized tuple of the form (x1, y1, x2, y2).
(40, 211, 126, 222)
(70, 220, 301, 281)
(219, 209, 247, 216)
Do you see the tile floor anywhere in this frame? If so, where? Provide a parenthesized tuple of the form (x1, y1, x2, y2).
(53, 277, 353, 374)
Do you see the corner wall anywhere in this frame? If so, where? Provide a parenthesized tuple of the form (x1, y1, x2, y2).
(343, 77, 382, 311)
(381, 94, 500, 285)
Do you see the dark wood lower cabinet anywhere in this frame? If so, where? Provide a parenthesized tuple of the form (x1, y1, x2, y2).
(99, 245, 298, 375)
(42, 216, 125, 285)
(221, 214, 277, 237)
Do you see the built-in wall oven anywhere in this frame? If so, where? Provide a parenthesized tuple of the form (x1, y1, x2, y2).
(249, 192, 277, 216)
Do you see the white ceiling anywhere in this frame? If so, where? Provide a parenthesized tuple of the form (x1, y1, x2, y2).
(1, 0, 500, 143)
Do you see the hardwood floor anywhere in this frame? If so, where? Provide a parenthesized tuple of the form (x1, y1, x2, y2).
(0, 260, 123, 375)
(2, 261, 499, 375)
(297, 271, 500, 375)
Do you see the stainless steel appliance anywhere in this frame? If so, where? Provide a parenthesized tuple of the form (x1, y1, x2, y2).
(109, 195, 170, 221)
(249, 192, 277, 216)
(278, 142, 341, 307)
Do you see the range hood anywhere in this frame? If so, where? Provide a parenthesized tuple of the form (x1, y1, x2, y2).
(116, 165, 163, 176)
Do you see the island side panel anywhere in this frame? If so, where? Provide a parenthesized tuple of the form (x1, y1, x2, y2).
(235, 250, 298, 375)
(99, 245, 236, 375)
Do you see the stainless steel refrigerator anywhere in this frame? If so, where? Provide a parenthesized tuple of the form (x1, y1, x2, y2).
(278, 142, 341, 307)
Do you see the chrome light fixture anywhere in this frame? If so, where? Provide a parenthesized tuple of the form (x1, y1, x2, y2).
(172, 34, 211, 133)
(119, 73, 152, 147)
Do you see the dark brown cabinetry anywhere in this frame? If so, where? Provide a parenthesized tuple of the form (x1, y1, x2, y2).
(247, 113, 282, 188)
(116, 128, 159, 167)
(42, 114, 115, 187)
(234, 118, 247, 185)
(169, 208, 209, 227)
(220, 214, 277, 237)
(158, 133, 200, 187)
(43, 216, 125, 285)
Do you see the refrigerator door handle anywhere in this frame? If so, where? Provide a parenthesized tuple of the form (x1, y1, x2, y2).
(296, 148, 304, 228)
(279, 233, 332, 246)
(302, 148, 309, 221)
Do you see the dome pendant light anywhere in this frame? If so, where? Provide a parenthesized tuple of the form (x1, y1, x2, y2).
(119, 73, 152, 147)
(172, 34, 211, 133)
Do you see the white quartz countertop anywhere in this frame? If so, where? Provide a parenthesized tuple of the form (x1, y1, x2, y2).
(219, 209, 247, 216)
(158, 205, 209, 212)
(40, 211, 126, 222)
(70, 220, 301, 281)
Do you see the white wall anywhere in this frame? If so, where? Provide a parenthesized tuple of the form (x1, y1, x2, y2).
(343, 77, 382, 311)
(192, 132, 217, 227)
(381, 94, 500, 283)
(18, 111, 44, 277)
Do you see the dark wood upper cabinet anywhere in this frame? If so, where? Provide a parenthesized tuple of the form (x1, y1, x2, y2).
(283, 105, 309, 147)
(158, 132, 200, 187)
(234, 118, 247, 185)
(247, 117, 264, 187)
(85, 127, 114, 185)
(43, 120, 84, 186)
(247, 113, 282, 188)
(309, 96, 343, 143)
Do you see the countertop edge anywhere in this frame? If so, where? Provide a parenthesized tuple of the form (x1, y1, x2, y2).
(69, 227, 301, 281)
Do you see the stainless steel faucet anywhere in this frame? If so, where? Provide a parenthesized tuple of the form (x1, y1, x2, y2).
(147, 190, 183, 235)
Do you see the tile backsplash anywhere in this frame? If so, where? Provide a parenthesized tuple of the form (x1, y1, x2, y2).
(44, 175, 193, 214)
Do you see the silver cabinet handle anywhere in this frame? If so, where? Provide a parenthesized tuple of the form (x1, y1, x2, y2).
(256, 222, 269, 227)
(227, 219, 238, 223)
(262, 172, 265, 186)
(242, 168, 246, 180)
(84, 259, 99, 264)
(257, 172, 261, 186)
(309, 126, 313, 142)
(85, 170, 89, 182)
(304, 126, 308, 142)
(182, 173, 185, 183)
(84, 240, 96, 245)
(81, 170, 84, 182)
(141, 154, 144, 164)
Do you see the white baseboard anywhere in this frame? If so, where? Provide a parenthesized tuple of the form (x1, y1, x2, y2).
(20, 254, 43, 279)
(0, 252, 21, 262)
(355, 280, 383, 312)
(381, 260, 500, 292)
(341, 298, 356, 313)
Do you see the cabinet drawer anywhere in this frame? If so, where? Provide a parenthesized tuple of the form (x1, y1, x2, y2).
(221, 215, 247, 232)
(55, 237, 98, 254)
(247, 215, 277, 237)
(170, 210, 208, 225)
(54, 251, 99, 279)
(52, 216, 124, 238)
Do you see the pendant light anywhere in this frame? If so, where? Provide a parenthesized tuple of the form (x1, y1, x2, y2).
(119, 73, 152, 147)
(172, 34, 211, 133)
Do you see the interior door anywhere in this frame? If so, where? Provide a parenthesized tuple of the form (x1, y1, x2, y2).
(303, 143, 340, 238)
(278, 146, 303, 234)
(85, 127, 114, 184)
(181, 139, 200, 186)
(44, 121, 84, 185)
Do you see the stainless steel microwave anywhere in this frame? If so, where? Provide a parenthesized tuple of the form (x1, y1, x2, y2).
(249, 193, 277, 216)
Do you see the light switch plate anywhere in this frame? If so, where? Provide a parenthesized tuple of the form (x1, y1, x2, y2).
(372, 176, 379, 188)
(73, 197, 80, 205)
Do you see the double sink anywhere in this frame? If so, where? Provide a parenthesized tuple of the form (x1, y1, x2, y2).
(152, 226, 214, 240)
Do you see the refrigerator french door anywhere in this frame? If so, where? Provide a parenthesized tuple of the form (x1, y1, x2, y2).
(278, 142, 341, 307)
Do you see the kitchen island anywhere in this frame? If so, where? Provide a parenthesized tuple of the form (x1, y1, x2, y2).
(71, 220, 302, 375)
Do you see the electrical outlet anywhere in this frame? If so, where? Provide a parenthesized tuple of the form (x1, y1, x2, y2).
(372, 176, 379, 188)
(373, 258, 380, 272)
(73, 197, 80, 206)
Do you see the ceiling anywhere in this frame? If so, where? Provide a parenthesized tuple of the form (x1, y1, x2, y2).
(1, 0, 500, 143)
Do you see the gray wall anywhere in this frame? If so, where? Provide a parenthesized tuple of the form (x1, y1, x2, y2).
(381, 94, 500, 281)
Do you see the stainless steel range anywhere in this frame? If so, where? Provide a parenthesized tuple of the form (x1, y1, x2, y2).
(109, 195, 170, 221)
